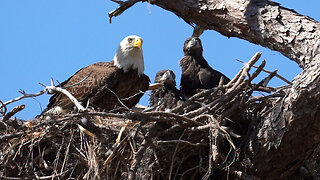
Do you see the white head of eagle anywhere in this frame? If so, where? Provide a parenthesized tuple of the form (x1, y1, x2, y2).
(113, 35, 144, 76)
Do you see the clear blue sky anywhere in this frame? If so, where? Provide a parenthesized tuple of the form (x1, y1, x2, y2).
(0, 1, 318, 119)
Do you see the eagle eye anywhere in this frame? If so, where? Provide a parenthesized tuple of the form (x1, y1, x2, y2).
(127, 38, 134, 43)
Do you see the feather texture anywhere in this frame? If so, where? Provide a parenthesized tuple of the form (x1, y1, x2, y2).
(149, 70, 182, 111)
(42, 35, 149, 115)
(43, 62, 149, 114)
(179, 37, 230, 99)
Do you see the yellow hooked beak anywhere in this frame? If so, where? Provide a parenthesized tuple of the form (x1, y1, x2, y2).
(132, 38, 142, 49)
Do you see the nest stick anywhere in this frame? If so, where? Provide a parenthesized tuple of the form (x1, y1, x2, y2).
(0, 100, 7, 117)
(2, 105, 25, 122)
(1, 90, 46, 108)
(168, 130, 186, 180)
(45, 86, 85, 112)
(236, 59, 291, 84)
(227, 52, 262, 93)
(0, 132, 24, 143)
(1, 78, 85, 112)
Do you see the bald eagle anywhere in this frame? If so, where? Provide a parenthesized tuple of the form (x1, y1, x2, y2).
(42, 35, 150, 114)
(179, 37, 230, 99)
(149, 69, 182, 111)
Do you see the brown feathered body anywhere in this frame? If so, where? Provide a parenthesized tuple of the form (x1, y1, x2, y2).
(180, 37, 230, 99)
(149, 70, 182, 111)
(44, 61, 149, 113)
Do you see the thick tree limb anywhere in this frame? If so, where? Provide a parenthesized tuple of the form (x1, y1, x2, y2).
(109, 0, 320, 69)
(150, 0, 320, 69)
(244, 68, 320, 178)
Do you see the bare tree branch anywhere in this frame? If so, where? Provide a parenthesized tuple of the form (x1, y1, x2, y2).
(2, 105, 25, 122)
(236, 59, 292, 84)
(1, 79, 85, 113)
(1, 90, 46, 108)
(0, 100, 7, 117)
(108, 0, 141, 23)
(44, 84, 86, 112)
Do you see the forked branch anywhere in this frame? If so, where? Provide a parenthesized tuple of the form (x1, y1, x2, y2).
(0, 78, 85, 114)
(108, 0, 142, 23)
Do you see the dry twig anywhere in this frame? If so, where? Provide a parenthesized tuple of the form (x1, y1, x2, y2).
(236, 59, 291, 84)
(3, 105, 25, 122)
(108, 0, 141, 23)
(1, 78, 85, 112)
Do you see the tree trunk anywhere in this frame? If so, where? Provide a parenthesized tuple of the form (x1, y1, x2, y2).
(110, 0, 320, 178)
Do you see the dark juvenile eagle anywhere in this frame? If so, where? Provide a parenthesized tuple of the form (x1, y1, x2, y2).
(179, 37, 230, 99)
(149, 69, 182, 111)
(42, 35, 150, 114)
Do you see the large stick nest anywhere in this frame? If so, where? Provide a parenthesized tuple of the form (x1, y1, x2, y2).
(0, 53, 293, 179)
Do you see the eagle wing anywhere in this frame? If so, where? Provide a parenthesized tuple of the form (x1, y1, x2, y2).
(199, 68, 231, 88)
(198, 56, 231, 88)
(89, 69, 150, 111)
(179, 56, 203, 99)
(46, 62, 118, 111)
(198, 68, 216, 89)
